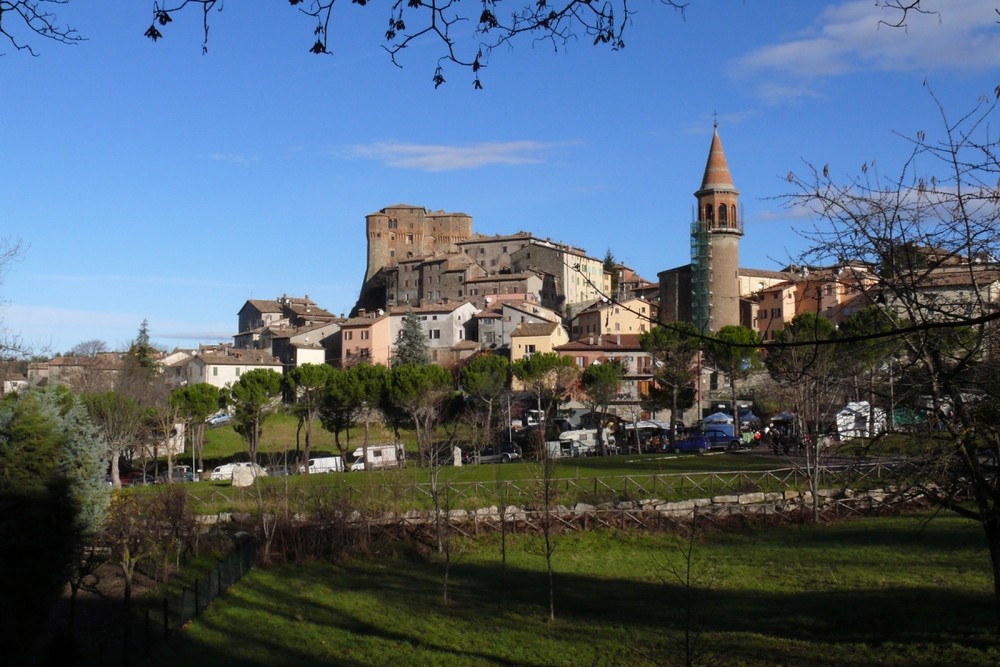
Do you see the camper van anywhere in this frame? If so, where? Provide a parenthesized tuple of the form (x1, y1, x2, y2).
(350, 444, 405, 471)
(300, 457, 345, 474)
(558, 428, 617, 457)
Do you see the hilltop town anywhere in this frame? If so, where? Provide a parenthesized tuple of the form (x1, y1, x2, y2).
(14, 127, 998, 428)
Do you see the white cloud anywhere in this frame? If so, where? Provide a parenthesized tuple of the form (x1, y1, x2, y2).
(348, 141, 564, 172)
(737, 1, 1000, 91)
(206, 153, 259, 165)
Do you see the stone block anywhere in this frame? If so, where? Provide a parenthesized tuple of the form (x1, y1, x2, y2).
(738, 492, 765, 505)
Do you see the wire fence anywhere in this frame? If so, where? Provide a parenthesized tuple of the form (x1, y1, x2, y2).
(80, 535, 256, 667)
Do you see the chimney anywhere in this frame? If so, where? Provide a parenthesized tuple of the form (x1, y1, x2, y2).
(598, 335, 603, 346)
(616, 334, 621, 345)
(589, 335, 594, 345)
(358, 308, 367, 318)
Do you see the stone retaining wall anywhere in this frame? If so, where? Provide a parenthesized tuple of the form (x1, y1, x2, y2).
(202, 486, 916, 528)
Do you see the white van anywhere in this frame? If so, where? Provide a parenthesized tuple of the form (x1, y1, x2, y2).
(349, 444, 405, 471)
(300, 456, 345, 474)
(210, 462, 267, 481)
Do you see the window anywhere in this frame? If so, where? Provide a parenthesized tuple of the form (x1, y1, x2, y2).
(525, 344, 537, 356)
(718, 204, 728, 226)
(705, 204, 714, 222)
(236, 368, 241, 377)
(406, 234, 413, 244)
(390, 250, 395, 257)
(429, 329, 441, 340)
(345, 331, 353, 340)
(213, 367, 218, 377)
(388, 218, 398, 229)
(361, 330, 369, 340)
(360, 348, 369, 357)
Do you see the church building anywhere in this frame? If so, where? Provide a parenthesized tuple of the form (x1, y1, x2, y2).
(659, 125, 790, 332)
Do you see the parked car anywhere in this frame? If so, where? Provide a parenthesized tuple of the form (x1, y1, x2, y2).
(702, 428, 742, 451)
(206, 413, 231, 426)
(670, 434, 710, 454)
(473, 442, 522, 464)
(120, 470, 153, 487)
(210, 461, 266, 481)
(158, 465, 195, 483)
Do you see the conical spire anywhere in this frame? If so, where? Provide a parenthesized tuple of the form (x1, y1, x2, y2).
(698, 126, 736, 193)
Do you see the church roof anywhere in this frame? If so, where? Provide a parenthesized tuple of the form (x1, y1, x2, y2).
(698, 128, 738, 194)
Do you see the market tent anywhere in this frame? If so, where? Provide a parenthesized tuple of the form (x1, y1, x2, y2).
(703, 412, 734, 424)
(770, 411, 796, 424)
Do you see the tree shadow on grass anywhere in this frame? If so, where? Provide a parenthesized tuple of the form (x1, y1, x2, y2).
(148, 547, 999, 667)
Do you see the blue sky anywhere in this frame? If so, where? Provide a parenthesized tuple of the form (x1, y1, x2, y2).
(2, 0, 999, 355)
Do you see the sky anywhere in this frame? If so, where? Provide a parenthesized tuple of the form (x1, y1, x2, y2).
(2, 0, 999, 355)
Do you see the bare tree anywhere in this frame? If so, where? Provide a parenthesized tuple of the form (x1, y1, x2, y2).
(785, 89, 1000, 631)
(0, 1, 83, 55)
(142, 0, 689, 87)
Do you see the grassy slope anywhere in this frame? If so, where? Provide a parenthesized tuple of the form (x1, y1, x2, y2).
(150, 513, 1000, 667)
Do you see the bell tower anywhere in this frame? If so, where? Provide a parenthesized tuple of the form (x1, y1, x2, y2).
(691, 123, 742, 332)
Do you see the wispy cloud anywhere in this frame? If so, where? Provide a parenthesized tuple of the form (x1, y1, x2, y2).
(348, 141, 566, 172)
(206, 153, 260, 166)
(736, 1, 1000, 99)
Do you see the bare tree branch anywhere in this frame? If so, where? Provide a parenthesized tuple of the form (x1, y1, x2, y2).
(0, 0, 83, 56)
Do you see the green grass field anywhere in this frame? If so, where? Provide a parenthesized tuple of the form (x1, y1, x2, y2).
(148, 512, 999, 667)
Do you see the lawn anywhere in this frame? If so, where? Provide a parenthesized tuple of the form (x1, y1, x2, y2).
(178, 449, 814, 516)
(181, 414, 894, 516)
(148, 512, 1000, 666)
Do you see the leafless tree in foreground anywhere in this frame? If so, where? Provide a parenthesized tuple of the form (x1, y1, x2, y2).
(785, 87, 1000, 632)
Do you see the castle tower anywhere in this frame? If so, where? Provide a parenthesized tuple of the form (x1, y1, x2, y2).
(354, 204, 474, 315)
(690, 125, 742, 332)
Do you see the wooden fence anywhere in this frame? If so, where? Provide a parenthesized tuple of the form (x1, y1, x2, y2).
(186, 459, 912, 513)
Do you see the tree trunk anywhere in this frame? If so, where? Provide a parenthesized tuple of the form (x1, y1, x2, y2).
(984, 513, 1000, 635)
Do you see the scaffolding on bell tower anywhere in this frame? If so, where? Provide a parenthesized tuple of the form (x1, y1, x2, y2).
(691, 220, 712, 333)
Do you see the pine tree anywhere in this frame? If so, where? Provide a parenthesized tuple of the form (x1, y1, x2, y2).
(393, 310, 431, 366)
(126, 319, 159, 377)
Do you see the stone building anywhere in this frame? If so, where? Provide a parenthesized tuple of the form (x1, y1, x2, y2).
(510, 240, 607, 317)
(356, 204, 474, 314)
